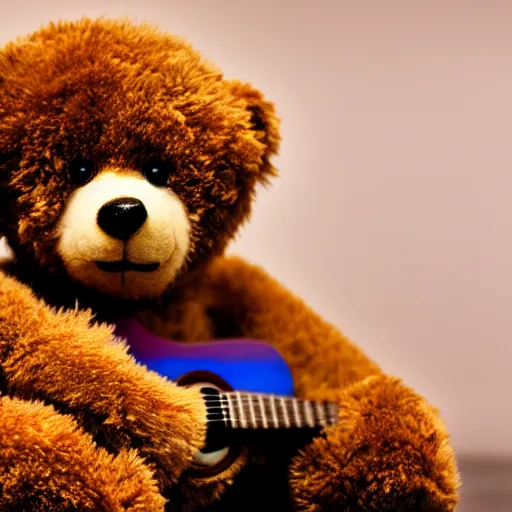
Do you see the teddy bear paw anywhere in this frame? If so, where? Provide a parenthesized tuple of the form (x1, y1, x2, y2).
(289, 375, 460, 511)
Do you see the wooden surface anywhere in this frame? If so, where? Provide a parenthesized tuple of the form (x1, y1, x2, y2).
(458, 456, 512, 511)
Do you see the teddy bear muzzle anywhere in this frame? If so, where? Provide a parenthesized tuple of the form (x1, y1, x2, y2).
(57, 171, 191, 299)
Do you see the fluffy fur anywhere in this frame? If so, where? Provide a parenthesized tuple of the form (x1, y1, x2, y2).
(0, 18, 460, 511)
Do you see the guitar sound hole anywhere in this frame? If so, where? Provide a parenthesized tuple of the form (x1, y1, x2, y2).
(194, 446, 230, 467)
(177, 371, 238, 476)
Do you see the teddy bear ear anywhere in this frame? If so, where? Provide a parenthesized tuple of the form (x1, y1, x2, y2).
(228, 81, 281, 181)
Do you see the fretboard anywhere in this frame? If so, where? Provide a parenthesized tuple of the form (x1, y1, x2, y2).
(201, 388, 339, 430)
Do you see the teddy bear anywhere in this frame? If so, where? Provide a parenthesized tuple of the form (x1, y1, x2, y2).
(0, 17, 460, 511)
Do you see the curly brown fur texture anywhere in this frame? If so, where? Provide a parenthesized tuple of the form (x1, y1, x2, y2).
(0, 271, 206, 496)
(0, 17, 459, 511)
(0, 397, 166, 511)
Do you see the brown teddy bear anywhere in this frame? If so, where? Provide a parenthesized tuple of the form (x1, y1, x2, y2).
(0, 18, 460, 511)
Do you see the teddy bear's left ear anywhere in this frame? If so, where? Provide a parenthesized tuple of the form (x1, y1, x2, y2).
(228, 81, 281, 181)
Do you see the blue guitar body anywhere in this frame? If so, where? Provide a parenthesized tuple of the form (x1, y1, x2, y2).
(114, 317, 295, 396)
(114, 316, 338, 475)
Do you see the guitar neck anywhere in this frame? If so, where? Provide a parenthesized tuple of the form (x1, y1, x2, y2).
(202, 387, 339, 430)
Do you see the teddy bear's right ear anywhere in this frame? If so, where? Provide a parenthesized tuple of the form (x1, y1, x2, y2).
(228, 81, 281, 182)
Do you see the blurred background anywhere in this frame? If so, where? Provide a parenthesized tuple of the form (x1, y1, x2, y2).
(1, 1, 511, 508)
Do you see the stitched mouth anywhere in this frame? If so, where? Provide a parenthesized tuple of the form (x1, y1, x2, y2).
(95, 260, 160, 273)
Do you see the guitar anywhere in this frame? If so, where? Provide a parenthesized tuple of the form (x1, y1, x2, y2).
(114, 317, 339, 475)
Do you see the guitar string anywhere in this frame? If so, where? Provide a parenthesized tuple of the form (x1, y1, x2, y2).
(205, 410, 334, 419)
(205, 395, 339, 427)
(205, 419, 338, 426)
(211, 396, 336, 408)
(207, 412, 337, 422)
(214, 398, 334, 403)
(206, 412, 338, 424)
(206, 400, 336, 416)
(215, 399, 337, 409)
(217, 393, 335, 401)
(207, 397, 338, 416)
(211, 397, 337, 413)
(208, 415, 338, 427)
(205, 411, 338, 425)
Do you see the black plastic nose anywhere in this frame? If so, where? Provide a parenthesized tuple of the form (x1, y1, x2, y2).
(97, 197, 148, 241)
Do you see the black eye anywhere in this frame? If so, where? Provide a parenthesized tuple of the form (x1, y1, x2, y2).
(69, 157, 95, 186)
(142, 158, 173, 186)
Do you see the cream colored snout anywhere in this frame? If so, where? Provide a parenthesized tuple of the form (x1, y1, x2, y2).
(57, 172, 190, 299)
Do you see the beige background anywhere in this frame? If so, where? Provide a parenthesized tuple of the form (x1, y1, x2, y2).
(1, 0, 511, 458)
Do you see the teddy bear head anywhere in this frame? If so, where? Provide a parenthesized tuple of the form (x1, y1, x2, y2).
(0, 18, 280, 300)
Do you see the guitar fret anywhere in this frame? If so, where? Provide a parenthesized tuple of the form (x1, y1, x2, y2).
(265, 396, 274, 427)
(304, 400, 315, 427)
(314, 401, 326, 426)
(287, 399, 296, 428)
(223, 399, 229, 427)
(269, 395, 279, 427)
(280, 397, 291, 428)
(258, 394, 268, 428)
(247, 394, 257, 428)
(226, 393, 237, 428)
(292, 398, 302, 427)
(236, 392, 247, 428)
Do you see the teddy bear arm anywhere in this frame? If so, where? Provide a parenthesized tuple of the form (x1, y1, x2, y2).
(0, 394, 166, 511)
(202, 255, 381, 398)
(0, 270, 207, 486)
